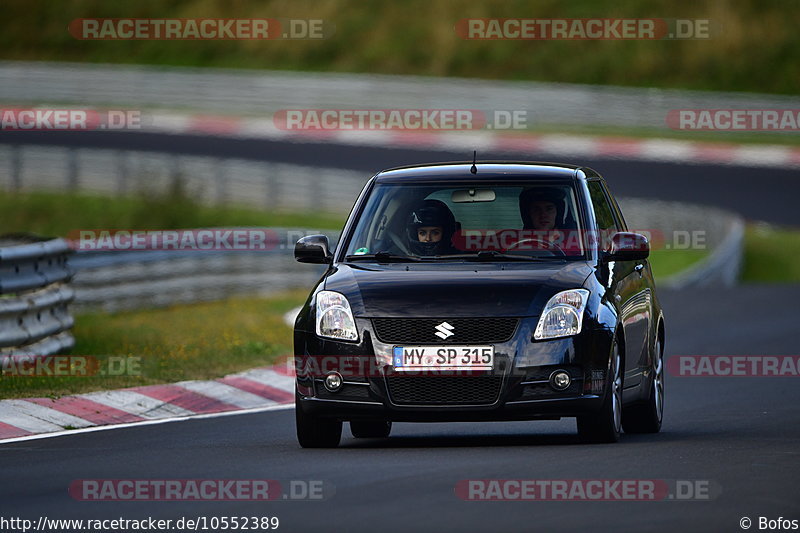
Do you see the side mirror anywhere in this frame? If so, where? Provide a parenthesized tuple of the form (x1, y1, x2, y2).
(606, 232, 649, 262)
(295, 235, 332, 264)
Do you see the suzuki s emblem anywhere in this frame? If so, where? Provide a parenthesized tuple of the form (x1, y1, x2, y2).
(434, 321, 455, 340)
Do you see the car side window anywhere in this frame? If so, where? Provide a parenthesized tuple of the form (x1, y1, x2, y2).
(587, 180, 620, 250)
(602, 182, 628, 232)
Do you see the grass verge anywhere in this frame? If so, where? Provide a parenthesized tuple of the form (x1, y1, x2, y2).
(1, 0, 798, 95)
(741, 224, 800, 282)
(0, 290, 307, 399)
(649, 248, 708, 280)
(0, 190, 345, 237)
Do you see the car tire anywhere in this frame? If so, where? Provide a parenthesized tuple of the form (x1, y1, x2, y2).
(350, 420, 392, 439)
(577, 339, 622, 444)
(622, 337, 664, 434)
(296, 401, 342, 448)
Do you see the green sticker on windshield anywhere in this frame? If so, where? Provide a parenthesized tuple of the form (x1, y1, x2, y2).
(354, 247, 369, 255)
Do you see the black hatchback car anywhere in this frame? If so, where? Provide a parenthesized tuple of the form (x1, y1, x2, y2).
(293, 162, 665, 447)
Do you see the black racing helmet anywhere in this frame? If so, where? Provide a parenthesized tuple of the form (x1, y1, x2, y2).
(519, 187, 567, 229)
(406, 199, 457, 255)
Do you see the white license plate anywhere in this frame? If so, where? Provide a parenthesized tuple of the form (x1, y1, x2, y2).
(392, 346, 494, 370)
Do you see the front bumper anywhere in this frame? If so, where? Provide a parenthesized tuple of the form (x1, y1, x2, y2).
(299, 393, 604, 422)
(295, 316, 613, 422)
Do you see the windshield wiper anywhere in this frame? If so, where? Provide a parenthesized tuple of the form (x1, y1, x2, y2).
(344, 251, 423, 262)
(445, 251, 550, 262)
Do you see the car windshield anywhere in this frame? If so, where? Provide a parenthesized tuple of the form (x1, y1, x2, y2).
(342, 182, 586, 261)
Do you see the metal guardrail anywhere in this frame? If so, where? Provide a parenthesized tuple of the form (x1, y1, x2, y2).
(617, 198, 744, 289)
(659, 216, 744, 289)
(70, 252, 324, 313)
(0, 144, 368, 214)
(68, 230, 340, 312)
(0, 237, 75, 356)
(1, 61, 798, 130)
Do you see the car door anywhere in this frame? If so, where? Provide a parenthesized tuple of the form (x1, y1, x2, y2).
(587, 180, 650, 389)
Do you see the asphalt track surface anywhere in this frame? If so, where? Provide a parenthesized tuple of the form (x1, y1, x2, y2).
(1, 133, 799, 531)
(2, 131, 799, 226)
(1, 287, 799, 532)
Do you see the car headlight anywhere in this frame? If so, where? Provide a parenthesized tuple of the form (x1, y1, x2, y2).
(315, 291, 359, 342)
(534, 289, 590, 340)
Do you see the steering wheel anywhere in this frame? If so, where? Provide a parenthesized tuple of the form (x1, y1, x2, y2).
(502, 238, 566, 257)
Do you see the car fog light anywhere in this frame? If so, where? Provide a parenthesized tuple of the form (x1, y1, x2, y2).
(550, 370, 571, 391)
(324, 372, 343, 392)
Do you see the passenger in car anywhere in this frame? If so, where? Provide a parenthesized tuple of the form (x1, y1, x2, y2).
(519, 188, 568, 231)
(516, 187, 579, 253)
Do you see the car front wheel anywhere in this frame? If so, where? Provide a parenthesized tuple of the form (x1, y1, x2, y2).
(577, 339, 622, 444)
(622, 337, 664, 434)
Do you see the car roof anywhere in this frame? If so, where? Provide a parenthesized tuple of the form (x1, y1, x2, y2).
(374, 161, 598, 183)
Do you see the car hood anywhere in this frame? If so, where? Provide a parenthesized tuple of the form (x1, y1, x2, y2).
(323, 261, 594, 318)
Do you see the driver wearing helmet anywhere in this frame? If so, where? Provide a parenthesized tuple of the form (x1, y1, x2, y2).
(406, 199, 458, 256)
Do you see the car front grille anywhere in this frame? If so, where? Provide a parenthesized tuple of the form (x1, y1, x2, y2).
(386, 375, 503, 405)
(372, 318, 518, 344)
